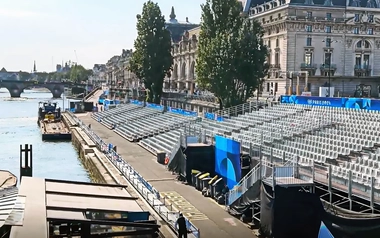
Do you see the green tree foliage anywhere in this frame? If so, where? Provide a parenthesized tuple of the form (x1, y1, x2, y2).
(128, 1, 173, 104)
(70, 64, 93, 83)
(196, 0, 268, 109)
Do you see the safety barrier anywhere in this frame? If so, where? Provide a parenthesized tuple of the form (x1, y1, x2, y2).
(66, 111, 200, 238)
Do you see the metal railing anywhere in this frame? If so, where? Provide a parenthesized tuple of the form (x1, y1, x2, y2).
(65, 112, 200, 237)
(213, 101, 263, 119)
(227, 164, 261, 205)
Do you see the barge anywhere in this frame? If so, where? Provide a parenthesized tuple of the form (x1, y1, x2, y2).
(37, 101, 71, 141)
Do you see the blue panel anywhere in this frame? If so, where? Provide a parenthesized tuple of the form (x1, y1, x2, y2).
(146, 103, 164, 111)
(167, 107, 198, 116)
(214, 136, 241, 189)
(281, 95, 380, 111)
(204, 112, 224, 121)
(127, 211, 150, 222)
(318, 222, 334, 238)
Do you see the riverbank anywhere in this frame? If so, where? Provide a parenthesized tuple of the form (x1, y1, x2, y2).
(61, 112, 176, 238)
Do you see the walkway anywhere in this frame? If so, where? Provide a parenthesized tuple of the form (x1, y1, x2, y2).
(78, 98, 257, 238)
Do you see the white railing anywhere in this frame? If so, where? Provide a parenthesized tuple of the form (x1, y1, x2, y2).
(213, 101, 263, 119)
(227, 163, 261, 205)
(65, 112, 200, 238)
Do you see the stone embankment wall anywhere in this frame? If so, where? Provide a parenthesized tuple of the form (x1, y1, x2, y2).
(62, 113, 112, 184)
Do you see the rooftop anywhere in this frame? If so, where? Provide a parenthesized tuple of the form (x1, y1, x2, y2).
(8, 177, 158, 238)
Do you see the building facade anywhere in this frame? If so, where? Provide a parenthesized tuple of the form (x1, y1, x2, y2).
(166, 27, 200, 94)
(243, 0, 380, 97)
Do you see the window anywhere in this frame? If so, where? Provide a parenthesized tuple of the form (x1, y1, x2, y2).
(306, 25, 312, 32)
(278, 13, 281, 19)
(356, 40, 362, 48)
(276, 38, 279, 47)
(368, 28, 374, 35)
(306, 12, 312, 18)
(306, 37, 312, 46)
(325, 38, 331, 47)
(275, 83, 278, 93)
(270, 16, 273, 21)
(353, 27, 359, 34)
(275, 52, 280, 65)
(354, 14, 360, 22)
(369, 15, 374, 23)
(266, 83, 270, 92)
(276, 27, 280, 33)
(268, 40, 271, 48)
(325, 26, 331, 33)
(305, 52, 313, 65)
(326, 13, 332, 20)
(324, 52, 332, 65)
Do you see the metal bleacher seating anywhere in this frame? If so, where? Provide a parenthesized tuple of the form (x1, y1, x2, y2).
(185, 103, 380, 190)
(114, 112, 197, 142)
(139, 129, 182, 156)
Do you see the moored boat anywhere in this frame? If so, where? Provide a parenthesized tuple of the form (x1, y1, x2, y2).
(37, 101, 71, 141)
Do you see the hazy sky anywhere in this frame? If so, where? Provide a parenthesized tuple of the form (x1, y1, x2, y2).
(0, 0, 204, 72)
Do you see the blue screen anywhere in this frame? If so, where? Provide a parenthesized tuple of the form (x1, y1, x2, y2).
(214, 136, 241, 189)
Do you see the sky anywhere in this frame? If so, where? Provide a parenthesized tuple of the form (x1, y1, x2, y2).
(0, 0, 204, 72)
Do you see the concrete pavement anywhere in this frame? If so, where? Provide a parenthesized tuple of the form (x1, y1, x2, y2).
(80, 94, 257, 238)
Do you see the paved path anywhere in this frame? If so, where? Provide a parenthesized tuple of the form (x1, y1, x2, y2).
(78, 102, 257, 238)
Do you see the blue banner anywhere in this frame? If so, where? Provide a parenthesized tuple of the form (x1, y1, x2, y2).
(281, 95, 380, 110)
(204, 112, 224, 121)
(167, 107, 198, 117)
(130, 100, 143, 105)
(146, 102, 164, 111)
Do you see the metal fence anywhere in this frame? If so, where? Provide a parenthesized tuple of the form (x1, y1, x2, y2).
(66, 112, 201, 238)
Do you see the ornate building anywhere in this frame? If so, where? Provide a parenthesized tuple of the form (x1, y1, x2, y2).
(165, 7, 199, 43)
(105, 49, 137, 88)
(242, 0, 380, 97)
(166, 27, 200, 94)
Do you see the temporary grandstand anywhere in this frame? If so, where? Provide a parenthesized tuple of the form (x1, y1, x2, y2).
(92, 98, 380, 237)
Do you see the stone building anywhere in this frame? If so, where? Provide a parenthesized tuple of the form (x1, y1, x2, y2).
(242, 0, 380, 97)
(105, 49, 137, 89)
(166, 27, 200, 94)
(165, 7, 199, 43)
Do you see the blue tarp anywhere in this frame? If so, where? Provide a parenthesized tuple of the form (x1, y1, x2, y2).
(319, 222, 334, 238)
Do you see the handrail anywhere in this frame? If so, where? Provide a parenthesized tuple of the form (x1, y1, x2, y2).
(66, 112, 200, 238)
(213, 101, 264, 119)
(227, 164, 261, 205)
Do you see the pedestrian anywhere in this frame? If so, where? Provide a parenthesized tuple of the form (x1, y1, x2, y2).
(175, 213, 188, 238)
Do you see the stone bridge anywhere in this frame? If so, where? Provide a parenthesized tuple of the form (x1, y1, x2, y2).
(0, 80, 91, 98)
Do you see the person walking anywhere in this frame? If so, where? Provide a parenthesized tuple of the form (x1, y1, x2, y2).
(175, 213, 188, 238)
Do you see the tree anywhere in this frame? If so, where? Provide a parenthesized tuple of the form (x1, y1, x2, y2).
(128, 1, 173, 104)
(196, 0, 268, 109)
(70, 64, 93, 83)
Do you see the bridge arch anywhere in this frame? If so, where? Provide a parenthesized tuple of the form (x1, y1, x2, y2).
(0, 81, 65, 98)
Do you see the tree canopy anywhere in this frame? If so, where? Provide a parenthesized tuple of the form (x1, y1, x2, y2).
(128, 1, 173, 104)
(69, 64, 93, 83)
(196, 0, 268, 109)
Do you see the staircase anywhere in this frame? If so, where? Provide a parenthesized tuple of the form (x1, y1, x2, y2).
(227, 163, 261, 205)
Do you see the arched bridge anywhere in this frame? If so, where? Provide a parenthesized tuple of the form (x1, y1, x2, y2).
(0, 80, 92, 98)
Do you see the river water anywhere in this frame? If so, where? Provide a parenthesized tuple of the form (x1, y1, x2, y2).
(0, 88, 90, 182)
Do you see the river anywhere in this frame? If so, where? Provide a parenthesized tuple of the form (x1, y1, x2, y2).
(0, 88, 90, 182)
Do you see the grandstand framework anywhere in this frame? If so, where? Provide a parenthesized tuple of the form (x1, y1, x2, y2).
(92, 100, 380, 225)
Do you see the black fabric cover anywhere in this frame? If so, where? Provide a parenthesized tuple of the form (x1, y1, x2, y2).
(167, 147, 186, 175)
(259, 183, 274, 237)
(184, 145, 215, 183)
(228, 180, 261, 216)
(272, 185, 323, 238)
(323, 207, 380, 238)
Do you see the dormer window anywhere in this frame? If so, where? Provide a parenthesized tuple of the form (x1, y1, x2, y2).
(306, 12, 312, 18)
(326, 13, 332, 20)
(354, 14, 360, 22)
(369, 15, 374, 23)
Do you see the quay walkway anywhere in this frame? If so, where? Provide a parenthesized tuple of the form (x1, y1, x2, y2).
(78, 90, 257, 238)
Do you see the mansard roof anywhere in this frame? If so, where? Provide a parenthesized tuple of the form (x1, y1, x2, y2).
(244, 0, 380, 11)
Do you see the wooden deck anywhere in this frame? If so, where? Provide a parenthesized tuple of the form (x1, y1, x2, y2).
(41, 121, 70, 134)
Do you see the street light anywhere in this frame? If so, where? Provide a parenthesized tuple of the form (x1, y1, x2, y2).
(322, 39, 338, 97)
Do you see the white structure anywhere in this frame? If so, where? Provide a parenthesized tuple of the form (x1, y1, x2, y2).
(243, 0, 380, 97)
(166, 27, 200, 94)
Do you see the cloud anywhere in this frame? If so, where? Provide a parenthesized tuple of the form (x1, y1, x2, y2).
(0, 8, 42, 18)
